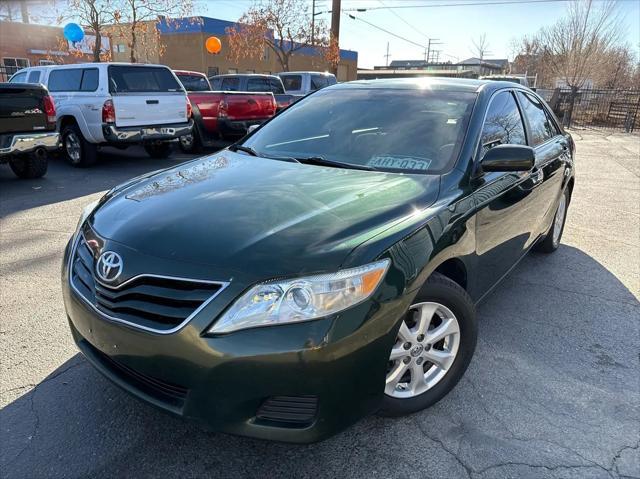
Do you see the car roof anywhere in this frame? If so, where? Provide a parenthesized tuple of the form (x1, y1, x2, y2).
(174, 70, 205, 76)
(19, 62, 171, 70)
(213, 74, 279, 79)
(278, 71, 334, 75)
(332, 77, 527, 93)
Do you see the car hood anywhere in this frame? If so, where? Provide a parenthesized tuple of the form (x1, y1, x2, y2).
(91, 151, 440, 281)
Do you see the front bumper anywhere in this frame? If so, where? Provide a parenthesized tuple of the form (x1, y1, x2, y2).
(61, 237, 408, 443)
(0, 131, 59, 157)
(102, 120, 193, 144)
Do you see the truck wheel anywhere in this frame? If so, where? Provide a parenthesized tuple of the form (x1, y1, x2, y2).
(178, 130, 201, 154)
(144, 142, 172, 159)
(379, 272, 477, 417)
(534, 187, 569, 254)
(62, 124, 97, 167)
(9, 150, 48, 179)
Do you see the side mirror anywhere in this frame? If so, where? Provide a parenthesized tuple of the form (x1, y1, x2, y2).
(247, 124, 260, 135)
(481, 145, 535, 172)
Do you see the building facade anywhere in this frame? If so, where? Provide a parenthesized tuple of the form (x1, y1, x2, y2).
(108, 17, 358, 81)
(0, 21, 110, 80)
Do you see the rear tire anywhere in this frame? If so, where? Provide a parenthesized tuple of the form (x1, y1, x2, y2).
(379, 272, 477, 417)
(9, 151, 48, 179)
(61, 123, 97, 167)
(144, 142, 172, 159)
(178, 129, 201, 154)
(534, 187, 569, 254)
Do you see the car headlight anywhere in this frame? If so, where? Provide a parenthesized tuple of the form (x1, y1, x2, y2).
(74, 199, 99, 236)
(209, 259, 390, 334)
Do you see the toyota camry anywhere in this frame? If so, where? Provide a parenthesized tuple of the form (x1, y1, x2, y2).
(62, 78, 574, 443)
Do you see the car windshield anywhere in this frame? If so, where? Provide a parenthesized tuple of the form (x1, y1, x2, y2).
(242, 87, 476, 174)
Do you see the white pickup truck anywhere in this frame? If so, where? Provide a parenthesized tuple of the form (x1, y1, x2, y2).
(10, 63, 193, 166)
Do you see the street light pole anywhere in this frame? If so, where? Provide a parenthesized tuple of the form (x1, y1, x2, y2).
(330, 0, 341, 75)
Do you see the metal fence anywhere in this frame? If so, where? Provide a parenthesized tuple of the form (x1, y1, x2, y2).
(538, 88, 640, 132)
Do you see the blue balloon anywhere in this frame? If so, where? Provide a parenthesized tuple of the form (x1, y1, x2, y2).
(64, 23, 84, 43)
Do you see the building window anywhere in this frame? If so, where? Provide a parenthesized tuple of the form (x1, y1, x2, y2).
(115, 44, 126, 53)
(245, 69, 255, 74)
(2, 57, 30, 75)
(228, 68, 238, 74)
(39, 60, 54, 66)
(207, 66, 219, 78)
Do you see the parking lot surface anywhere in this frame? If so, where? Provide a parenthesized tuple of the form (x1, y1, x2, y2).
(1, 134, 639, 479)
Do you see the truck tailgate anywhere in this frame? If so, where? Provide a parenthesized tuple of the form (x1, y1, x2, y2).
(108, 65, 188, 127)
(0, 84, 49, 134)
(225, 93, 276, 120)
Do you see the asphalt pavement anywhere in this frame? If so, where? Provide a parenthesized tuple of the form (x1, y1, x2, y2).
(1, 134, 638, 479)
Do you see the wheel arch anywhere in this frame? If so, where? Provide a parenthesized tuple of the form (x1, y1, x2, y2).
(432, 258, 468, 291)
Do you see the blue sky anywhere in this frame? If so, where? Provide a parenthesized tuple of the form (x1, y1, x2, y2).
(201, 0, 640, 68)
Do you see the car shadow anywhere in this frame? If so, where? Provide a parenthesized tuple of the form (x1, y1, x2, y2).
(0, 145, 223, 218)
(1, 245, 639, 478)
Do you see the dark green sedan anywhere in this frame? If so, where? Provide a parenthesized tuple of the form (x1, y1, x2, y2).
(62, 78, 574, 443)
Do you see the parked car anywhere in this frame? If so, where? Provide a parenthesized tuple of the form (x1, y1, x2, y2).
(277, 71, 337, 96)
(0, 83, 59, 179)
(63, 78, 574, 443)
(209, 74, 296, 111)
(10, 63, 193, 166)
(174, 70, 277, 153)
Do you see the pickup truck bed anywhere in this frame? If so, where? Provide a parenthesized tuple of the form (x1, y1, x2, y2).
(0, 83, 59, 179)
(174, 71, 277, 152)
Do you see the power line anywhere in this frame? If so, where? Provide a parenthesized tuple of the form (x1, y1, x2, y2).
(344, 12, 426, 49)
(377, 0, 428, 41)
(343, 0, 570, 11)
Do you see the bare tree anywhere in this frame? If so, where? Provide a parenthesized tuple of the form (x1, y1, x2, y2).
(471, 33, 491, 61)
(113, 0, 193, 63)
(57, 0, 113, 62)
(226, 0, 333, 72)
(540, 0, 622, 91)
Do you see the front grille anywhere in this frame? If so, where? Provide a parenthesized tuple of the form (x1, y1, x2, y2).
(81, 338, 188, 411)
(256, 396, 319, 427)
(70, 235, 225, 332)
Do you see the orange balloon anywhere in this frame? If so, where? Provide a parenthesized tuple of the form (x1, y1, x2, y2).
(205, 36, 222, 54)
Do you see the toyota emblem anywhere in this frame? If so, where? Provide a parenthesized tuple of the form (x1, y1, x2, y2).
(96, 251, 123, 283)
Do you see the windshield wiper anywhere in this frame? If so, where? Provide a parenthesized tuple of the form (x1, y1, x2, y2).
(295, 156, 377, 171)
(228, 145, 259, 156)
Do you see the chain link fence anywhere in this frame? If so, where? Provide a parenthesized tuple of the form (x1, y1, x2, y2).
(538, 88, 640, 133)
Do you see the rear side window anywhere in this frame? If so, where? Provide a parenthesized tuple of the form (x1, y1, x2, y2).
(280, 75, 302, 91)
(108, 66, 181, 93)
(268, 78, 284, 94)
(27, 70, 41, 83)
(177, 74, 210, 92)
(247, 77, 269, 92)
(480, 91, 527, 152)
(221, 77, 239, 91)
(517, 92, 558, 146)
(9, 71, 28, 83)
(310, 75, 329, 91)
(48, 68, 98, 92)
(80, 68, 98, 91)
(48, 69, 83, 91)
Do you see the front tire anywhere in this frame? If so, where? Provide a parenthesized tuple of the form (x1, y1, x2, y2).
(61, 124, 97, 167)
(144, 142, 172, 159)
(9, 151, 48, 179)
(534, 187, 569, 254)
(379, 272, 477, 417)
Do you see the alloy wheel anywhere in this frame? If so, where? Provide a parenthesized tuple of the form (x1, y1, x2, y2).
(385, 302, 460, 399)
(552, 194, 567, 247)
(65, 132, 81, 163)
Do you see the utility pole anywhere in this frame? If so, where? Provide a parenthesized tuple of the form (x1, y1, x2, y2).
(311, 0, 316, 45)
(425, 38, 443, 64)
(384, 42, 391, 67)
(330, 0, 341, 75)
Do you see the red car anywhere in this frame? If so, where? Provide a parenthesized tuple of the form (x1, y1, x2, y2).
(174, 70, 277, 153)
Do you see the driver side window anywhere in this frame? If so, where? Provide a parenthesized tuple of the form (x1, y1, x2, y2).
(480, 91, 527, 156)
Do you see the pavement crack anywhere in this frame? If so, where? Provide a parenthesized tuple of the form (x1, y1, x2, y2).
(416, 421, 473, 479)
(610, 439, 640, 476)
